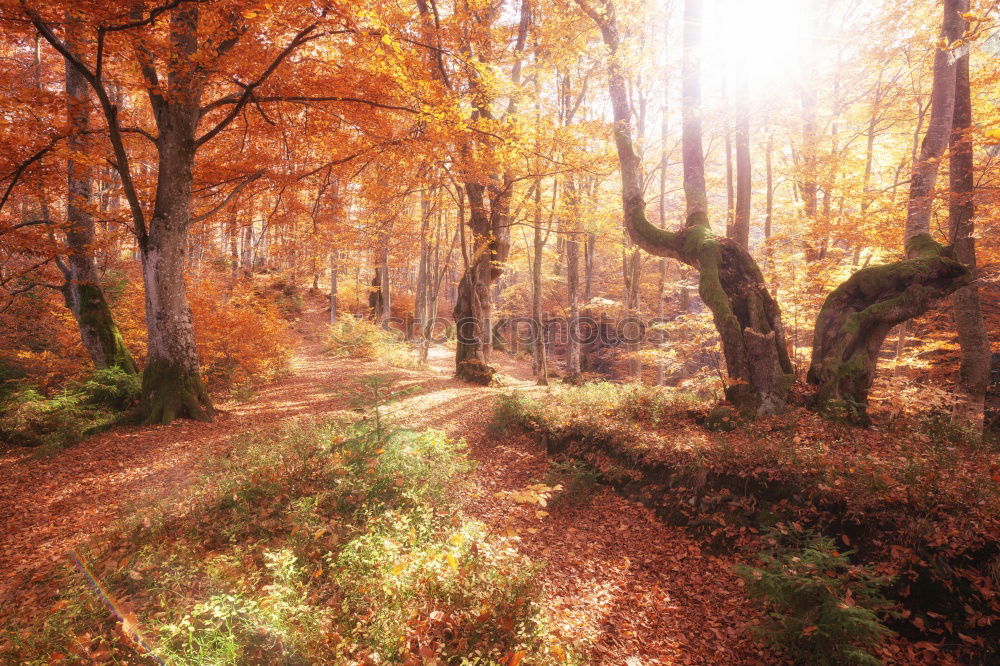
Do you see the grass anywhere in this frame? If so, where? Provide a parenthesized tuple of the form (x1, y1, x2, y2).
(2, 394, 572, 664)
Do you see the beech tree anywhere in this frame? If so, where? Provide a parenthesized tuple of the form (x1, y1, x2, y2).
(578, 0, 794, 417)
(579, 0, 976, 424)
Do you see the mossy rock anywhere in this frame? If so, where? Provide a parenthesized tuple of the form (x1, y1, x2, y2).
(705, 404, 740, 432)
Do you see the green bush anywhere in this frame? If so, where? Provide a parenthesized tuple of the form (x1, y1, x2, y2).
(735, 527, 894, 665)
(0, 389, 87, 449)
(488, 392, 541, 437)
(76, 367, 141, 410)
(0, 367, 137, 450)
(324, 317, 421, 369)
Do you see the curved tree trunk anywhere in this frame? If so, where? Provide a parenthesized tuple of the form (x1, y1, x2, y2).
(808, 236, 971, 424)
(806, 0, 971, 426)
(580, 0, 793, 417)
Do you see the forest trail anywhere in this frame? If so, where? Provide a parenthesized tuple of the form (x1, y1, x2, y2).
(0, 301, 768, 664)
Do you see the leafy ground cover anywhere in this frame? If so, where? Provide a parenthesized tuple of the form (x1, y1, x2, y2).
(493, 383, 1000, 663)
(2, 401, 570, 665)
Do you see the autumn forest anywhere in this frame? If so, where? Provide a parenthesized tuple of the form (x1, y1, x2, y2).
(1, 0, 998, 664)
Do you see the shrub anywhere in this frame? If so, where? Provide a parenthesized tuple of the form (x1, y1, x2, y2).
(324, 317, 421, 369)
(4, 414, 570, 664)
(489, 392, 542, 437)
(735, 527, 894, 666)
(0, 388, 87, 449)
(76, 367, 141, 410)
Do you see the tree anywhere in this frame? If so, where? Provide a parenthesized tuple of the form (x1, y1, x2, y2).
(577, 0, 794, 417)
(948, 0, 992, 431)
(806, 0, 972, 424)
(26, 2, 323, 423)
(60, 16, 136, 373)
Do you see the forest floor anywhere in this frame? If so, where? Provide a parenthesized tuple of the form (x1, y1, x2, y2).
(0, 300, 774, 664)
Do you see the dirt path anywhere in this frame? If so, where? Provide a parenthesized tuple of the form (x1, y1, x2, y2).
(0, 303, 769, 664)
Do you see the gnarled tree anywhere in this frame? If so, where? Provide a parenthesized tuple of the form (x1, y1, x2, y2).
(806, 0, 973, 424)
(577, 0, 793, 417)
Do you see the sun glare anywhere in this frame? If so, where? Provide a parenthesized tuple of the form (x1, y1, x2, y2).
(703, 0, 811, 98)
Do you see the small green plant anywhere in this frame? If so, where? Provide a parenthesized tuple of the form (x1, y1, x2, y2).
(0, 366, 138, 450)
(76, 367, 141, 410)
(545, 458, 600, 505)
(489, 392, 540, 437)
(735, 526, 894, 666)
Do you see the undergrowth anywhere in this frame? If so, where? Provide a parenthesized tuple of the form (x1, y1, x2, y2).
(735, 526, 895, 665)
(2, 381, 571, 665)
(491, 384, 1000, 661)
(0, 367, 139, 451)
(324, 317, 423, 370)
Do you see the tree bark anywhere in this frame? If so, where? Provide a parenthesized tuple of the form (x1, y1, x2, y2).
(454, 180, 512, 383)
(807, 236, 971, 424)
(904, 0, 961, 246)
(134, 6, 212, 424)
(732, 75, 751, 250)
(62, 18, 136, 374)
(948, 7, 992, 431)
(681, 0, 707, 216)
(565, 199, 582, 380)
(531, 178, 549, 385)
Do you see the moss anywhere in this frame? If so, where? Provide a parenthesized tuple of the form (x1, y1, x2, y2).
(628, 202, 682, 250)
(904, 232, 944, 259)
(76, 283, 137, 375)
(135, 358, 213, 425)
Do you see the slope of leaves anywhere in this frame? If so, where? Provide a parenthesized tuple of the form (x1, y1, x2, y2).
(494, 385, 1000, 662)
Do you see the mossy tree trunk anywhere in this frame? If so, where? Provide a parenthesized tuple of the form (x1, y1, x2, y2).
(62, 19, 136, 375)
(134, 7, 212, 425)
(807, 235, 972, 424)
(580, 0, 794, 417)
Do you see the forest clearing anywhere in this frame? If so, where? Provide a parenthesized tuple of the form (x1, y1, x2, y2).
(0, 0, 998, 664)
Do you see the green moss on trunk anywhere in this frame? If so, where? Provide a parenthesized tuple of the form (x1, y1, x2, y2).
(134, 358, 213, 425)
(74, 283, 137, 375)
(808, 235, 972, 425)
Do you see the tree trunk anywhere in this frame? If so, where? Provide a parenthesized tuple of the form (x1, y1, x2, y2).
(681, 0, 707, 216)
(904, 0, 961, 246)
(62, 19, 136, 374)
(454, 181, 511, 384)
(564, 174, 582, 380)
(805, 0, 972, 425)
(807, 236, 971, 424)
(948, 10, 991, 431)
(581, 0, 793, 417)
(134, 6, 212, 425)
(329, 249, 338, 323)
(732, 75, 751, 250)
(531, 178, 548, 385)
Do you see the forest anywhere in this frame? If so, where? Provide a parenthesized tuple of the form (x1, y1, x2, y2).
(0, 0, 998, 663)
